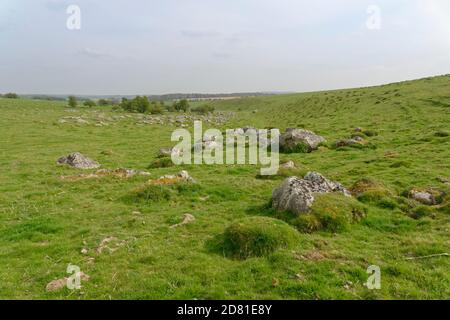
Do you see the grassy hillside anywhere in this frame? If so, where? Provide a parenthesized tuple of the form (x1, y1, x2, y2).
(0, 75, 449, 299)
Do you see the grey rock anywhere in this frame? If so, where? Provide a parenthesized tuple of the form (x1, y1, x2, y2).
(280, 161, 295, 169)
(272, 172, 350, 215)
(409, 190, 436, 205)
(280, 128, 326, 152)
(57, 152, 100, 169)
(334, 139, 359, 147)
(159, 170, 196, 183)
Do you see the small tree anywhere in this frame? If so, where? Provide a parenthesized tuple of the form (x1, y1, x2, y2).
(150, 102, 164, 114)
(83, 99, 96, 108)
(119, 96, 150, 113)
(68, 96, 78, 108)
(174, 99, 189, 112)
(4, 93, 18, 99)
(97, 98, 111, 106)
(192, 104, 215, 114)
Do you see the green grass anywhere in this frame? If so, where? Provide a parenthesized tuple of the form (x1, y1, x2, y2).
(0, 74, 449, 299)
(217, 216, 300, 259)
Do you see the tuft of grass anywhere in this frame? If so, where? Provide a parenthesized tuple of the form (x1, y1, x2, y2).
(148, 156, 174, 168)
(409, 205, 437, 219)
(221, 216, 300, 259)
(434, 130, 449, 137)
(283, 193, 368, 233)
(350, 178, 397, 209)
(256, 166, 307, 180)
(280, 142, 310, 154)
(363, 130, 378, 137)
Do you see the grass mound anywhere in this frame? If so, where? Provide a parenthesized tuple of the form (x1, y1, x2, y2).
(255, 166, 308, 180)
(408, 205, 437, 219)
(435, 130, 449, 137)
(129, 181, 200, 202)
(350, 178, 396, 208)
(280, 142, 311, 154)
(221, 216, 300, 259)
(289, 193, 368, 233)
(148, 156, 174, 168)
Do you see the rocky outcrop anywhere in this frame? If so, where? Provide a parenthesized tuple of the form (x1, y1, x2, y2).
(57, 152, 100, 169)
(279, 128, 326, 153)
(272, 172, 350, 215)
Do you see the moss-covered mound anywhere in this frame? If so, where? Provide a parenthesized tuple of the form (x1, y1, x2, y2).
(129, 181, 200, 202)
(148, 156, 174, 168)
(222, 216, 300, 259)
(290, 193, 368, 233)
(350, 178, 396, 208)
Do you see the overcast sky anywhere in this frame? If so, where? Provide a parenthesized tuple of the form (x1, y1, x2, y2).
(1, 0, 450, 95)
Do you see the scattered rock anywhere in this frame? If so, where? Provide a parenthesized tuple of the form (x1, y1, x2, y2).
(159, 147, 182, 157)
(409, 189, 436, 205)
(96, 236, 127, 254)
(334, 138, 359, 147)
(97, 168, 151, 178)
(46, 278, 67, 292)
(60, 168, 150, 181)
(170, 214, 195, 228)
(437, 177, 450, 184)
(46, 272, 89, 292)
(272, 172, 350, 215)
(157, 170, 196, 184)
(81, 248, 88, 255)
(280, 161, 295, 169)
(57, 152, 100, 169)
(280, 128, 326, 153)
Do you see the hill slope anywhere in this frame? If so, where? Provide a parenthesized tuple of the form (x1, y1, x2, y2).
(0, 75, 448, 299)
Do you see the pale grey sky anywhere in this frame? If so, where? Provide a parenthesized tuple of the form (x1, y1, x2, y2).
(1, 0, 450, 95)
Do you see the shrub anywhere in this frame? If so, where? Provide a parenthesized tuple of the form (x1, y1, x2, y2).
(83, 99, 96, 107)
(120, 96, 150, 113)
(97, 98, 112, 106)
(68, 96, 77, 108)
(149, 102, 164, 114)
(191, 104, 215, 114)
(222, 217, 299, 259)
(172, 99, 190, 112)
(290, 193, 368, 233)
(3, 92, 18, 99)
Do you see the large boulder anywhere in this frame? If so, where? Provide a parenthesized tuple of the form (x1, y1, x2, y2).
(279, 128, 326, 153)
(272, 172, 350, 215)
(57, 152, 100, 169)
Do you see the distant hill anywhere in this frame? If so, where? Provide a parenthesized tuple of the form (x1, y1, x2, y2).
(20, 92, 289, 102)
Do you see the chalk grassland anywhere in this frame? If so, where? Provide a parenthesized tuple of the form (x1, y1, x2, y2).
(0, 75, 449, 299)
